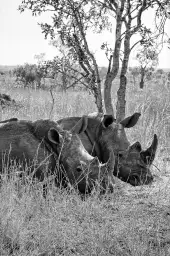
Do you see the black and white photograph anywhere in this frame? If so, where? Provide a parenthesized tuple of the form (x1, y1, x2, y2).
(0, 0, 170, 255)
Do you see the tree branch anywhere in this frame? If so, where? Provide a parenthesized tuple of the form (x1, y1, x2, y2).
(130, 40, 141, 52)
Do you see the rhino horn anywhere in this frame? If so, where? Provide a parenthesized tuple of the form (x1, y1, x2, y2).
(71, 116, 88, 134)
(90, 156, 100, 166)
(140, 134, 158, 165)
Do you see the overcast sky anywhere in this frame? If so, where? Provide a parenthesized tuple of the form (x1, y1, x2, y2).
(1, 0, 170, 68)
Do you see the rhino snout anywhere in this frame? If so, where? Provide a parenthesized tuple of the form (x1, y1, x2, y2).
(129, 171, 153, 186)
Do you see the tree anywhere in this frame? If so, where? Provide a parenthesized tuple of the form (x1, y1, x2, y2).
(19, 0, 170, 119)
(13, 63, 45, 88)
(136, 45, 158, 89)
(43, 57, 91, 91)
(34, 53, 46, 65)
(101, 0, 169, 120)
(168, 72, 170, 81)
(168, 38, 170, 49)
(48, 39, 99, 92)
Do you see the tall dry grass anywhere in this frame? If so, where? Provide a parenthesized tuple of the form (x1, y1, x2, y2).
(0, 74, 170, 255)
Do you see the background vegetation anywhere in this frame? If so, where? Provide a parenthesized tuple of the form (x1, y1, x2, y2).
(0, 70, 170, 255)
(19, 0, 170, 119)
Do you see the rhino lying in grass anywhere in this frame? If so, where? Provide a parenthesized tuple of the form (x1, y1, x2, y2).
(58, 113, 158, 186)
(0, 119, 115, 193)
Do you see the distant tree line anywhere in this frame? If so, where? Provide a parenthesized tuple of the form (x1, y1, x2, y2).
(12, 61, 170, 92)
(12, 60, 108, 92)
(129, 67, 170, 89)
(13, 63, 46, 89)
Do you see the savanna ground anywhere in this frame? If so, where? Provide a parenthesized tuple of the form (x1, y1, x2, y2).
(0, 73, 170, 255)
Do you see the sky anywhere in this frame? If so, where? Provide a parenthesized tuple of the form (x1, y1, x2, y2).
(0, 0, 170, 68)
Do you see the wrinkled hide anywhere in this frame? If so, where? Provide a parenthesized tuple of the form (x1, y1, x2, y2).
(58, 113, 158, 186)
(115, 135, 158, 185)
(0, 118, 115, 193)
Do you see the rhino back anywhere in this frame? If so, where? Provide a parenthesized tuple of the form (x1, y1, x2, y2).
(57, 117, 81, 130)
(31, 119, 59, 141)
(0, 121, 53, 172)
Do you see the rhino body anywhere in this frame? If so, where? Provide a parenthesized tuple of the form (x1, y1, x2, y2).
(58, 113, 158, 186)
(0, 119, 114, 193)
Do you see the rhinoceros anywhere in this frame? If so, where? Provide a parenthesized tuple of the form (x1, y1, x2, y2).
(0, 118, 115, 193)
(57, 113, 158, 186)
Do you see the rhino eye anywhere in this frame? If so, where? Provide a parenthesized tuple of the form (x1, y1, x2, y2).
(76, 167, 82, 173)
(117, 152, 124, 158)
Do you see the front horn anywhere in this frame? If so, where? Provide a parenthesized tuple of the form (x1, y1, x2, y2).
(140, 134, 158, 165)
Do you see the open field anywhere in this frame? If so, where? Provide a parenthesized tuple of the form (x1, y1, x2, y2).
(0, 74, 170, 255)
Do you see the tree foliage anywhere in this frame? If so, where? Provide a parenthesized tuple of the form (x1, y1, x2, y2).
(19, 0, 111, 112)
(136, 45, 158, 89)
(19, 0, 170, 117)
(43, 56, 94, 91)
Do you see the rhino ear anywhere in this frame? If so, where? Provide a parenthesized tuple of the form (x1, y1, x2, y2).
(71, 116, 88, 134)
(47, 128, 62, 144)
(102, 115, 115, 128)
(120, 113, 141, 128)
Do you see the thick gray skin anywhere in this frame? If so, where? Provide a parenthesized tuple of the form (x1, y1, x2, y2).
(115, 136, 158, 185)
(0, 119, 115, 193)
(58, 113, 158, 186)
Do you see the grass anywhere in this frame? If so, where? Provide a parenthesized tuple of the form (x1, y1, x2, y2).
(0, 74, 170, 255)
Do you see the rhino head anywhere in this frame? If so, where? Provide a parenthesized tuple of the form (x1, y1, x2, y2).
(47, 118, 115, 193)
(98, 112, 141, 160)
(114, 134, 158, 185)
(84, 112, 157, 186)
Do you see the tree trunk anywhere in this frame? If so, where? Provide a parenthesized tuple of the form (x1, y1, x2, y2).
(104, 73, 115, 115)
(62, 58, 67, 91)
(139, 68, 145, 89)
(132, 75, 136, 87)
(116, 18, 131, 122)
(62, 73, 67, 91)
(92, 81, 103, 113)
(116, 75, 127, 122)
(104, 3, 124, 117)
(93, 60, 104, 113)
(139, 77, 144, 89)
